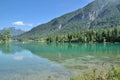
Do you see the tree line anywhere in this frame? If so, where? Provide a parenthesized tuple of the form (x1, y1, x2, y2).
(0, 29, 11, 42)
(46, 27, 120, 43)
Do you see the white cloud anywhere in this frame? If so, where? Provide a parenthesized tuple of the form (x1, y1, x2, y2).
(12, 21, 25, 26)
(12, 21, 33, 27)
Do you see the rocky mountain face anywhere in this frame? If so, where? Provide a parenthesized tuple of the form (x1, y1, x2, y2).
(19, 0, 120, 38)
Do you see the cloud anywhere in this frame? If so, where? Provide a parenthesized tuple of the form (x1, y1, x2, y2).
(12, 21, 33, 27)
(12, 21, 25, 26)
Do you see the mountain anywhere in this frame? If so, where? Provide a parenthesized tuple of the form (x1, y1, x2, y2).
(19, 0, 120, 39)
(0, 27, 25, 36)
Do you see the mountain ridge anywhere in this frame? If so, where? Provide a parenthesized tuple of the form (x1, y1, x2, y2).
(19, 0, 120, 39)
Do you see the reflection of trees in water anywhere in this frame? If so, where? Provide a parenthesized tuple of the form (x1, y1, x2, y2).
(0, 43, 23, 55)
(0, 42, 119, 61)
(16, 42, 120, 62)
(0, 43, 11, 54)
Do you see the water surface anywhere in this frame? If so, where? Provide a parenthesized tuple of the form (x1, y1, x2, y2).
(0, 42, 120, 80)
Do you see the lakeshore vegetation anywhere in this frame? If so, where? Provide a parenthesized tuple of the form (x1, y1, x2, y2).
(0, 29, 11, 42)
(45, 27, 120, 43)
(17, 27, 120, 43)
(71, 65, 120, 80)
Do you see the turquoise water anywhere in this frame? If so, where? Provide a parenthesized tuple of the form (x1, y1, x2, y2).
(0, 42, 120, 80)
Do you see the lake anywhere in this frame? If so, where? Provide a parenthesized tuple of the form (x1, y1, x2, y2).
(0, 42, 120, 80)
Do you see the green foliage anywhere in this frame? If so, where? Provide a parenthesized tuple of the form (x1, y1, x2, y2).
(3, 29, 11, 41)
(0, 29, 11, 42)
(71, 65, 120, 80)
(44, 27, 120, 43)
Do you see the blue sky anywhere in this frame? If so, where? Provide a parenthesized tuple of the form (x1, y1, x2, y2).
(0, 0, 93, 31)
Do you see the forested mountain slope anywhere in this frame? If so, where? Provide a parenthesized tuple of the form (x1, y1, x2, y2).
(19, 0, 120, 39)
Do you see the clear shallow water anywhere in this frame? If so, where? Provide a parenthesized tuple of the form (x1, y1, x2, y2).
(0, 42, 120, 80)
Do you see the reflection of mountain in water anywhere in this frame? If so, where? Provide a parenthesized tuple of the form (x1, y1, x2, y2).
(0, 42, 120, 75)
(13, 42, 120, 62)
(0, 42, 120, 62)
(0, 42, 72, 80)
